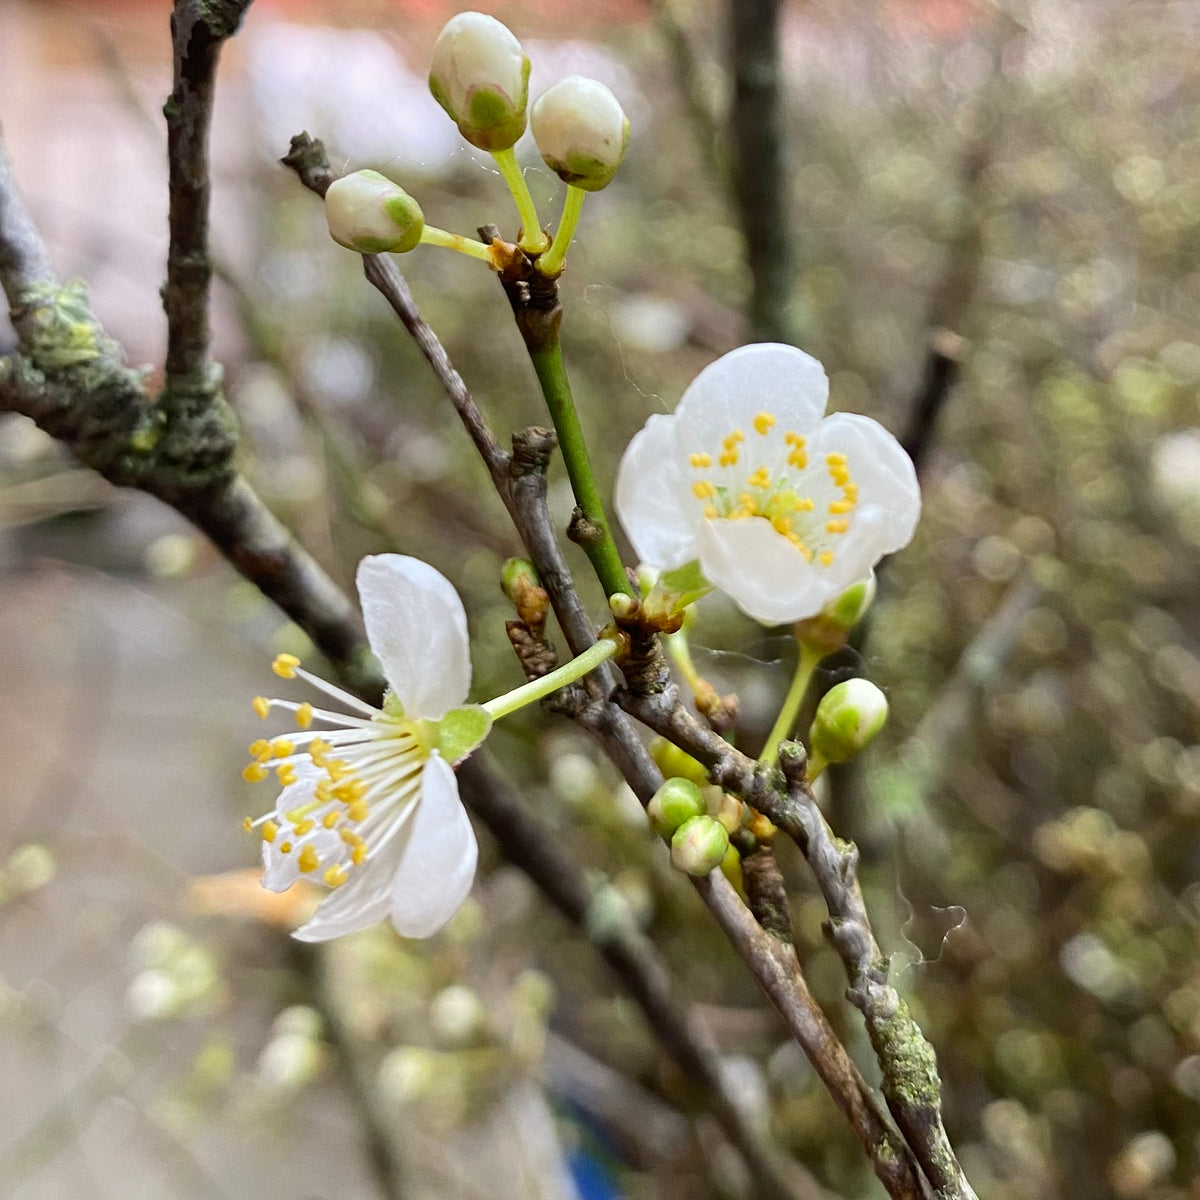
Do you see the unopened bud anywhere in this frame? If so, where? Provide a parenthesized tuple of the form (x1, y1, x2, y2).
(429, 12, 530, 151)
(649, 737, 709, 787)
(531, 76, 629, 192)
(809, 678, 888, 765)
(671, 815, 729, 876)
(794, 574, 876, 655)
(324, 170, 424, 254)
(501, 557, 541, 605)
(647, 777, 707, 838)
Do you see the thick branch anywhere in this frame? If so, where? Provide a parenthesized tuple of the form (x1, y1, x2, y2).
(164, 0, 254, 386)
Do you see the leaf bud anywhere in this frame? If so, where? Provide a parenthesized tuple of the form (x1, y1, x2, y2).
(647, 777, 707, 838)
(429, 12, 530, 151)
(531, 76, 629, 192)
(809, 678, 888, 766)
(670, 815, 730, 877)
(794, 574, 877, 655)
(324, 170, 424, 254)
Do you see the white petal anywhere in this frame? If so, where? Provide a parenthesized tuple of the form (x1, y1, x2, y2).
(697, 517, 843, 625)
(357, 554, 471, 720)
(675, 344, 829, 456)
(815, 413, 921, 553)
(291, 836, 404, 942)
(614, 413, 698, 571)
(260, 767, 321, 893)
(388, 754, 478, 939)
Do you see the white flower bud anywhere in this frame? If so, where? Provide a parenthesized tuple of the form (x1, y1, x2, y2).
(647, 777, 707, 838)
(531, 76, 629, 192)
(324, 170, 424, 254)
(670, 815, 729, 877)
(809, 678, 888, 765)
(429, 12, 530, 151)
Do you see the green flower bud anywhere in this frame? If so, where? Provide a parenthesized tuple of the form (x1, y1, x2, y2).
(670, 815, 729, 877)
(324, 170, 424, 254)
(809, 678, 888, 765)
(531, 76, 629, 192)
(429, 12, 531, 151)
(647, 777, 707, 838)
(794, 574, 877, 655)
(501, 557, 540, 604)
(649, 737, 710, 787)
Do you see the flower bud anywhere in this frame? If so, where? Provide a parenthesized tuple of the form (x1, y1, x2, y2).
(809, 678, 888, 765)
(794, 574, 877, 655)
(501, 557, 541, 604)
(531, 76, 629, 192)
(429, 12, 530, 151)
(670, 815, 729, 877)
(647, 777, 707, 838)
(649, 737, 709, 787)
(324, 170, 424, 254)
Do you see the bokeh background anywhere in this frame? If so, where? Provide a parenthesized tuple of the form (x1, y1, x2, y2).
(3, 0, 1200, 1197)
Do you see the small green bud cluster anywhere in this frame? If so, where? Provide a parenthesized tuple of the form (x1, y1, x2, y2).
(647, 778, 728, 879)
(647, 777, 706, 838)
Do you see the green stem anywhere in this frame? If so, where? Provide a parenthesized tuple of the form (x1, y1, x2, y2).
(528, 341, 631, 599)
(483, 636, 619, 721)
(759, 640, 824, 764)
(491, 148, 550, 254)
(420, 226, 495, 264)
(536, 185, 585, 277)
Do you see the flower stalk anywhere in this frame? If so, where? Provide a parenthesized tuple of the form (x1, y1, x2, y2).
(759, 639, 824, 765)
(527, 340, 631, 599)
(482, 634, 620, 720)
(491, 147, 550, 254)
(536, 184, 585, 277)
(420, 225, 496, 264)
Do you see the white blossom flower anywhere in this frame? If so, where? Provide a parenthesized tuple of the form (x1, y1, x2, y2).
(242, 555, 485, 942)
(615, 343, 920, 625)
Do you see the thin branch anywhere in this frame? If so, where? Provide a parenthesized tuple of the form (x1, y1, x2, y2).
(0, 133, 55, 295)
(164, 0, 254, 387)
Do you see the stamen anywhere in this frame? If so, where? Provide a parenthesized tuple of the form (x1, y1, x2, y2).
(753, 411, 776, 435)
(787, 448, 808, 469)
(276, 763, 298, 787)
(273, 653, 301, 679)
(324, 865, 349, 888)
(704, 504, 717, 519)
(297, 845, 319, 873)
(689, 452, 712, 468)
(747, 467, 771, 490)
(826, 520, 850, 534)
(692, 480, 716, 500)
(723, 430, 745, 448)
(270, 739, 296, 758)
(262, 820, 279, 843)
(719, 449, 740, 467)
(295, 702, 314, 729)
(279, 841, 293, 854)
(252, 696, 270, 719)
(322, 810, 341, 829)
(819, 551, 835, 566)
(242, 763, 269, 783)
(242, 816, 253, 832)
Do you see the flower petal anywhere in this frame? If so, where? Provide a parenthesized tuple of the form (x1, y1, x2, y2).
(261, 766, 322, 893)
(614, 413, 698, 570)
(697, 516, 844, 625)
(815, 413, 921, 553)
(357, 554, 471, 720)
(290, 835, 404, 942)
(675, 344, 829, 456)
(388, 753, 478, 939)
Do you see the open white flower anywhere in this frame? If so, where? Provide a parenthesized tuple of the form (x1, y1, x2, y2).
(615, 343, 920, 625)
(242, 555, 485, 942)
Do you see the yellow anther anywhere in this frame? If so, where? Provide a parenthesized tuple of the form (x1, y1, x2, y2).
(689, 452, 713, 468)
(297, 844, 319, 873)
(718, 450, 740, 467)
(270, 739, 296, 759)
(703, 504, 718, 519)
(784, 431, 805, 446)
(723, 429, 745, 447)
(692, 480, 716, 500)
(347, 801, 370, 823)
(242, 763, 269, 783)
(796, 497, 815, 512)
(252, 696, 270, 719)
(825, 519, 850, 535)
(819, 551, 835, 566)
(351, 845, 367, 866)
(334, 779, 367, 803)
(315, 779, 333, 803)
(279, 841, 293, 854)
(831, 468, 850, 488)
(829, 499, 855, 514)
(322, 810, 341, 829)
(843, 482, 859, 500)
(276, 763, 298, 787)
(295, 702, 314, 730)
(272, 653, 301, 679)
(340, 829, 365, 847)
(753, 411, 776, 436)
(787, 449, 809, 469)
(747, 467, 771, 490)
(788, 536, 813, 561)
(310, 738, 332, 767)
(242, 816, 253, 833)
(771, 516, 793, 536)
(826, 452, 847, 467)
(324, 864, 349, 888)
(249, 739, 271, 761)
(293, 818, 315, 836)
(326, 759, 352, 781)
(262, 820, 279, 843)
